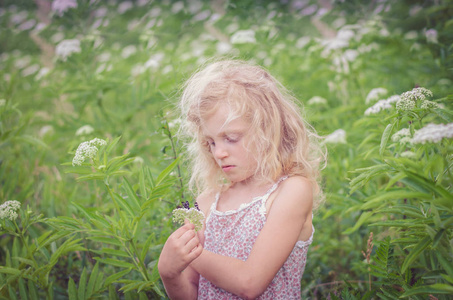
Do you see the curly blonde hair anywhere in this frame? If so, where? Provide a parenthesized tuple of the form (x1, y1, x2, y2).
(178, 59, 326, 209)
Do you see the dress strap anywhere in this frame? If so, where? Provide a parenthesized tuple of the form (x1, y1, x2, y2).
(262, 176, 288, 202)
(259, 176, 288, 215)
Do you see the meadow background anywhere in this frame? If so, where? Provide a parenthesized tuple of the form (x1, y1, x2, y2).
(1, 0, 452, 299)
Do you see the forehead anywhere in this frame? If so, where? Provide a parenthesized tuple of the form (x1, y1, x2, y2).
(201, 103, 249, 137)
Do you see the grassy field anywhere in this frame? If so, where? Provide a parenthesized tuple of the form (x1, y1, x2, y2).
(1, 0, 452, 299)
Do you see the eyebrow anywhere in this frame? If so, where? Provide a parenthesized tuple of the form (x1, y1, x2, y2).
(203, 130, 244, 139)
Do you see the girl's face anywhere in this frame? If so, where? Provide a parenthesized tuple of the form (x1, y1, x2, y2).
(201, 103, 258, 185)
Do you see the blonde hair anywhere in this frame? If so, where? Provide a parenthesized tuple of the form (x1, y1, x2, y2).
(178, 59, 326, 209)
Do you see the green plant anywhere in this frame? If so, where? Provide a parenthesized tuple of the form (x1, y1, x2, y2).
(347, 87, 453, 298)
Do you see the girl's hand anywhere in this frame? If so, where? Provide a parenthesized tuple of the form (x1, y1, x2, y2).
(158, 222, 203, 279)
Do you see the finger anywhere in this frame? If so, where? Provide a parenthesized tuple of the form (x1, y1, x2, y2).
(183, 235, 200, 253)
(179, 228, 197, 245)
(172, 222, 195, 239)
(187, 243, 203, 262)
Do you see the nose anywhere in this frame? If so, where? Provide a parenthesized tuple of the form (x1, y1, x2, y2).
(213, 144, 228, 159)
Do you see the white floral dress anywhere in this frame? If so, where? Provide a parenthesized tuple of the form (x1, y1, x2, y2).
(198, 177, 314, 299)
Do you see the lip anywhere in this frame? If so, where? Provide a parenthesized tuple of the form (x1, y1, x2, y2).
(222, 165, 234, 172)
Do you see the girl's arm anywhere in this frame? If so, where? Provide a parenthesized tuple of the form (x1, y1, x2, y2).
(191, 176, 313, 299)
(158, 222, 202, 300)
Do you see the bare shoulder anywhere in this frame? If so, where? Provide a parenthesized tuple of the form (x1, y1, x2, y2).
(195, 189, 217, 216)
(273, 176, 313, 213)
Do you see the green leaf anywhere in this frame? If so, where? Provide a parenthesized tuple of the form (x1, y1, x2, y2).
(78, 267, 87, 300)
(68, 278, 78, 300)
(94, 257, 136, 270)
(106, 136, 121, 155)
(105, 268, 131, 286)
(139, 167, 148, 200)
(86, 236, 122, 247)
(18, 278, 28, 300)
(155, 157, 180, 186)
(400, 283, 453, 297)
(140, 233, 155, 262)
(342, 211, 373, 234)
(8, 285, 18, 300)
(0, 267, 21, 276)
(108, 284, 119, 300)
(123, 178, 141, 213)
(28, 280, 39, 300)
(401, 236, 431, 273)
(112, 191, 135, 218)
(379, 122, 394, 156)
(361, 191, 431, 210)
(86, 262, 100, 298)
(91, 248, 130, 258)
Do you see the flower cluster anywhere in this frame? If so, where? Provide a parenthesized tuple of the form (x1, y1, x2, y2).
(75, 125, 94, 136)
(72, 138, 107, 166)
(365, 88, 387, 104)
(401, 87, 433, 102)
(307, 96, 328, 106)
(411, 123, 453, 144)
(55, 39, 81, 61)
(52, 0, 77, 16)
(396, 87, 434, 112)
(400, 151, 417, 159)
(324, 129, 346, 144)
(0, 200, 21, 221)
(391, 128, 412, 144)
(231, 30, 256, 44)
(172, 201, 205, 231)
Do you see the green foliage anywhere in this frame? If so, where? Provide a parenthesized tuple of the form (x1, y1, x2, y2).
(1, 0, 452, 299)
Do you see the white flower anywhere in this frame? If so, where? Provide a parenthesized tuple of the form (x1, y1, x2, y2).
(231, 30, 256, 44)
(396, 87, 433, 112)
(308, 96, 327, 106)
(386, 95, 401, 104)
(188, 0, 203, 14)
(216, 41, 232, 54)
(364, 99, 392, 115)
(0, 200, 21, 221)
(21, 64, 40, 77)
(420, 100, 439, 110)
(172, 208, 205, 231)
(425, 29, 438, 44)
(51, 32, 65, 43)
(401, 87, 433, 102)
(121, 45, 137, 59)
(36, 67, 50, 80)
(18, 19, 36, 31)
(324, 129, 346, 144)
(411, 123, 453, 144)
(75, 125, 94, 136)
(10, 11, 27, 24)
(14, 55, 31, 69)
(396, 98, 415, 111)
(365, 88, 388, 104)
(171, 1, 184, 13)
(400, 151, 417, 159)
(296, 36, 310, 49)
(404, 31, 418, 40)
(118, 1, 133, 14)
(72, 138, 107, 166)
(52, 0, 77, 16)
(133, 157, 144, 164)
(392, 128, 411, 142)
(193, 10, 211, 21)
(56, 39, 81, 61)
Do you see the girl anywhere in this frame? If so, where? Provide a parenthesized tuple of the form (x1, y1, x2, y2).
(158, 60, 325, 299)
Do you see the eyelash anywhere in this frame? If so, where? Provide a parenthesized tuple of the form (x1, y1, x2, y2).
(206, 137, 238, 147)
